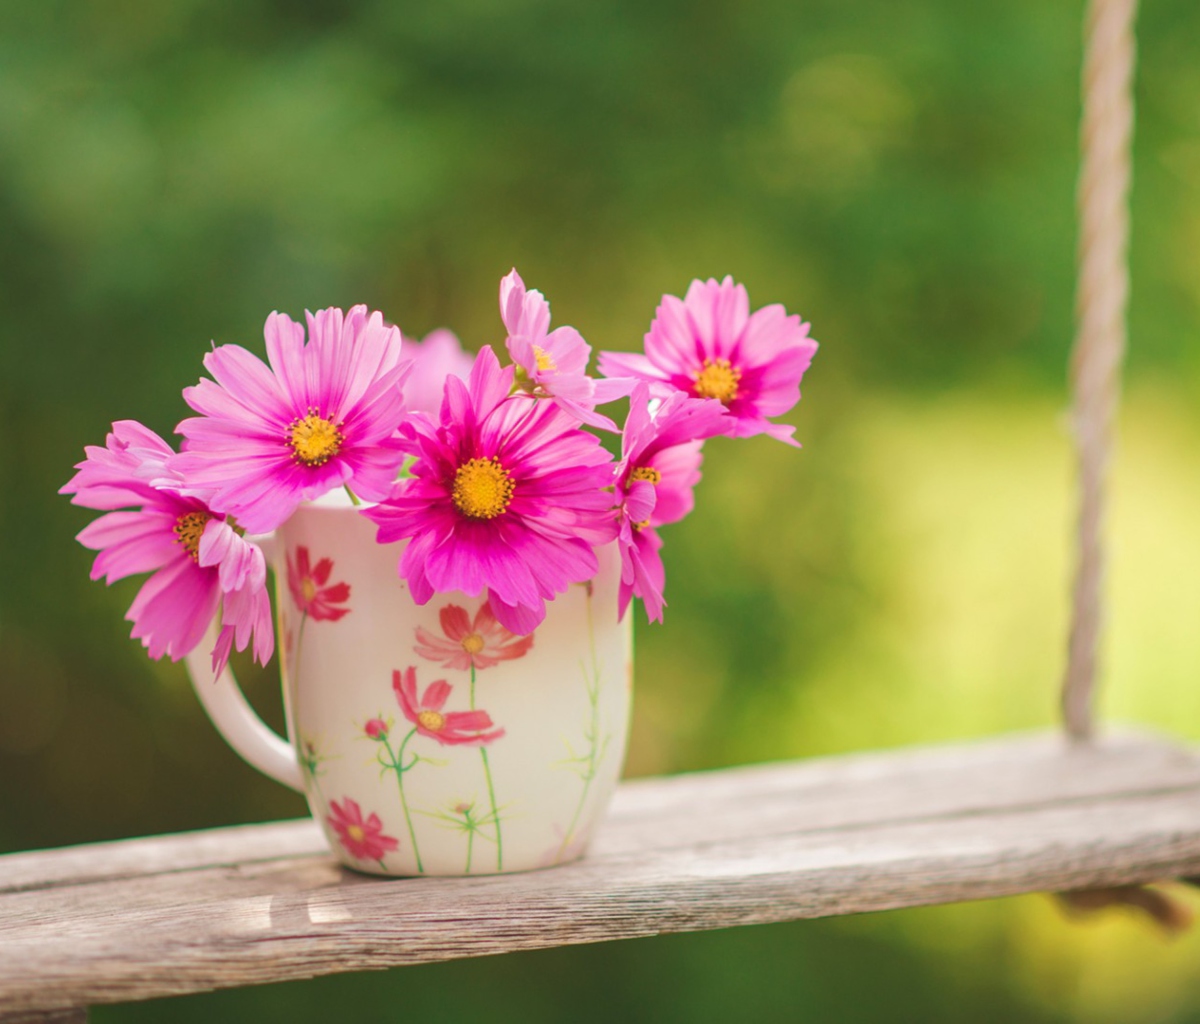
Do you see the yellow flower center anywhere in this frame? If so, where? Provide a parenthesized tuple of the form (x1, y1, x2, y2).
(629, 466, 662, 485)
(461, 633, 486, 655)
(452, 457, 515, 520)
(301, 577, 318, 603)
(346, 824, 365, 843)
(288, 410, 344, 467)
(418, 710, 446, 732)
(173, 511, 213, 562)
(633, 519, 650, 531)
(693, 357, 742, 405)
(533, 345, 556, 372)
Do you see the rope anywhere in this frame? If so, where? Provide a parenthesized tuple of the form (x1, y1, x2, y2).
(1062, 0, 1138, 740)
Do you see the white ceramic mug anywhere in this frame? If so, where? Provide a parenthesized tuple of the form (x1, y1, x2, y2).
(184, 491, 633, 876)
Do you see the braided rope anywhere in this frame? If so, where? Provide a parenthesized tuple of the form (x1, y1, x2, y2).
(1062, 0, 1138, 740)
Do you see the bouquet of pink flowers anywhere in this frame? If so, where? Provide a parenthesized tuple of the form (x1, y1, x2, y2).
(62, 271, 817, 675)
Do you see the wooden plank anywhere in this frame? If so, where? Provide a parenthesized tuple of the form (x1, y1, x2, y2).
(5, 729, 1195, 893)
(0, 819, 325, 895)
(3, 729, 1200, 1015)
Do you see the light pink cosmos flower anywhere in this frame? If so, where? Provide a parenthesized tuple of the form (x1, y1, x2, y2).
(172, 306, 409, 533)
(500, 269, 631, 431)
(398, 328, 474, 417)
(614, 385, 731, 622)
(392, 667, 504, 747)
(327, 797, 400, 862)
(598, 276, 818, 446)
(364, 345, 616, 636)
(414, 601, 534, 672)
(60, 421, 273, 674)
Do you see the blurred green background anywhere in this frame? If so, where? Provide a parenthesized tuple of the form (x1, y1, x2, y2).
(4, 0, 1200, 1020)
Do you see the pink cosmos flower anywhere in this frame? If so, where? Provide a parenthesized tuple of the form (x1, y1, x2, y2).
(172, 305, 409, 533)
(60, 421, 274, 674)
(398, 328, 474, 417)
(392, 667, 505, 746)
(364, 345, 616, 636)
(614, 385, 731, 622)
(414, 600, 534, 672)
(500, 269, 631, 431)
(364, 717, 389, 740)
(327, 797, 400, 861)
(598, 276, 818, 446)
(286, 546, 351, 622)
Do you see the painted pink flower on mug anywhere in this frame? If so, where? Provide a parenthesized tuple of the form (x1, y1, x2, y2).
(327, 797, 400, 863)
(286, 546, 351, 621)
(415, 601, 534, 672)
(392, 667, 505, 747)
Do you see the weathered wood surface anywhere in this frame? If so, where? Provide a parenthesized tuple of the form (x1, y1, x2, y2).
(4, 729, 1200, 1016)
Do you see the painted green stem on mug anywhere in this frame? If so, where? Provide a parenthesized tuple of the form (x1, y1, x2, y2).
(470, 663, 503, 871)
(381, 727, 424, 874)
(558, 582, 606, 862)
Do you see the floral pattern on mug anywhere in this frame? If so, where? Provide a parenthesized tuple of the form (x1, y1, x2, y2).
(287, 546, 351, 621)
(364, 717, 390, 740)
(419, 799, 499, 875)
(327, 797, 399, 862)
(414, 601, 534, 672)
(392, 667, 505, 747)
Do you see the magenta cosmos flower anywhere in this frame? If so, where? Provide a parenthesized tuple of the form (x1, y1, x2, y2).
(172, 305, 408, 533)
(392, 667, 504, 746)
(398, 328, 474, 417)
(364, 345, 616, 636)
(615, 384, 731, 622)
(327, 797, 400, 862)
(60, 420, 273, 674)
(598, 276, 818, 446)
(414, 600, 534, 672)
(501, 269, 630, 431)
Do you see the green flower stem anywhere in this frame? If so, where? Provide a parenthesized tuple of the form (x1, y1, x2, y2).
(343, 484, 361, 506)
(382, 728, 424, 874)
(464, 809, 475, 875)
(470, 663, 504, 871)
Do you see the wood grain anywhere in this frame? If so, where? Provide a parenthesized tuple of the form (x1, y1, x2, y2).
(3, 729, 1200, 1016)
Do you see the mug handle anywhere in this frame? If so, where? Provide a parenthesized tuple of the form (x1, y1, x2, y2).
(181, 534, 305, 793)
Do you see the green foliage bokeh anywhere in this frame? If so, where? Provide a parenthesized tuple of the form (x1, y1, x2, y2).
(4, 0, 1200, 1020)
